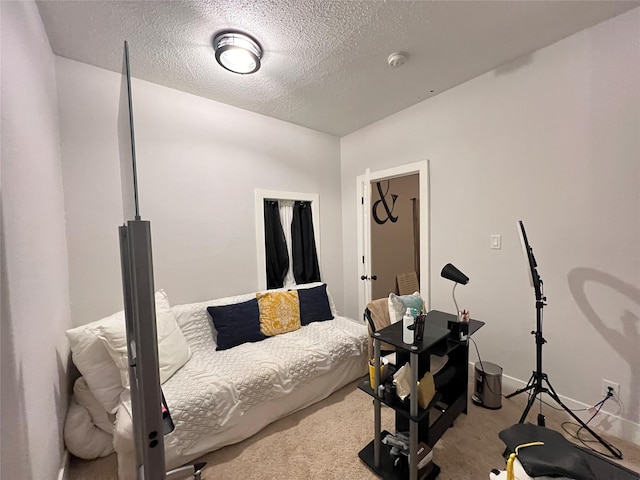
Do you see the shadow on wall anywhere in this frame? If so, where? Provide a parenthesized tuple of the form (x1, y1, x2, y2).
(1, 214, 33, 479)
(493, 53, 534, 76)
(568, 267, 640, 433)
(55, 348, 72, 463)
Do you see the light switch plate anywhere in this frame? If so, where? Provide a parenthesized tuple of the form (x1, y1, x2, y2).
(490, 235, 502, 249)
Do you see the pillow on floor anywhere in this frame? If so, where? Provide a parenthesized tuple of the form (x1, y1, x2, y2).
(97, 290, 191, 387)
(257, 290, 301, 336)
(207, 298, 266, 350)
(67, 315, 127, 413)
(73, 377, 115, 435)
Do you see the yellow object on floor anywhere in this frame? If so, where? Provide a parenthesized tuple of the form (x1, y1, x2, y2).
(507, 442, 544, 480)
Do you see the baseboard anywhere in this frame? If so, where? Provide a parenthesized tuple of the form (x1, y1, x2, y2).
(57, 449, 70, 480)
(500, 372, 639, 446)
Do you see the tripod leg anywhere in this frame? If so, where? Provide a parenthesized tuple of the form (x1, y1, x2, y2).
(517, 388, 539, 424)
(505, 372, 536, 399)
(506, 382, 536, 399)
(544, 379, 622, 459)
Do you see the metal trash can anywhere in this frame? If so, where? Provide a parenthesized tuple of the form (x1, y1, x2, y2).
(472, 361, 502, 409)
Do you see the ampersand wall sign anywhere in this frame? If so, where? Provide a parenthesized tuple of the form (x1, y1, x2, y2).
(372, 180, 398, 225)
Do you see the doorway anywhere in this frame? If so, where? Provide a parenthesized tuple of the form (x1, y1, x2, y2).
(356, 161, 430, 314)
(370, 174, 419, 299)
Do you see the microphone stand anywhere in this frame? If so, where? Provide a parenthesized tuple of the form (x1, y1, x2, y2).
(506, 228, 621, 459)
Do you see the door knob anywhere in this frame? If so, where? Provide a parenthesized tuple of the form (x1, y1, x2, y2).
(371, 275, 377, 281)
(360, 275, 368, 280)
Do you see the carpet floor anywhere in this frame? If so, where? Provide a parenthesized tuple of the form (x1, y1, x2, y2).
(70, 374, 640, 479)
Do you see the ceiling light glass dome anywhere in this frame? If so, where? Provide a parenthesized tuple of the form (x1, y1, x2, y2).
(213, 31, 262, 74)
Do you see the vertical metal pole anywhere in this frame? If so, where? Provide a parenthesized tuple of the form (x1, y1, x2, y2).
(119, 221, 166, 479)
(119, 226, 143, 469)
(373, 335, 381, 468)
(410, 351, 418, 480)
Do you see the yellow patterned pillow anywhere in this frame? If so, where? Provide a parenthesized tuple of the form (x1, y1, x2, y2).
(257, 291, 301, 336)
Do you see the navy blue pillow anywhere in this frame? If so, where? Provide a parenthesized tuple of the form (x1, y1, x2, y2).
(297, 284, 334, 326)
(207, 298, 266, 351)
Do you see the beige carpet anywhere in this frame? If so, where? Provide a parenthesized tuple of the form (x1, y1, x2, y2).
(70, 375, 640, 479)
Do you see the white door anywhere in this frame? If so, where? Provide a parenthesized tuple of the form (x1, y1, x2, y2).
(356, 161, 430, 315)
(356, 169, 372, 310)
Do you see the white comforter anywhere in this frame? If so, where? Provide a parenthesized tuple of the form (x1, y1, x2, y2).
(64, 286, 369, 479)
(111, 310, 367, 478)
(157, 316, 364, 451)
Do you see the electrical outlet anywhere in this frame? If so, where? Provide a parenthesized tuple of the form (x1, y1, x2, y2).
(602, 379, 620, 398)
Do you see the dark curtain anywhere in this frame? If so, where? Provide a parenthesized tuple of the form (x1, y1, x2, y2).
(291, 201, 321, 284)
(264, 200, 289, 289)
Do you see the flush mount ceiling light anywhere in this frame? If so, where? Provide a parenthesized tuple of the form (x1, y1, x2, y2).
(213, 31, 262, 74)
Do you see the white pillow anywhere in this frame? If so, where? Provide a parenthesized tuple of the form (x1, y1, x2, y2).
(388, 291, 424, 324)
(66, 312, 127, 413)
(64, 398, 115, 460)
(73, 377, 115, 435)
(97, 290, 191, 387)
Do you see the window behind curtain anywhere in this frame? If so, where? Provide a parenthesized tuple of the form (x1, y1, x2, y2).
(256, 190, 320, 291)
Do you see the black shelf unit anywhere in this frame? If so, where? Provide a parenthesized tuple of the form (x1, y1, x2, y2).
(358, 380, 443, 423)
(358, 310, 484, 480)
(358, 430, 441, 480)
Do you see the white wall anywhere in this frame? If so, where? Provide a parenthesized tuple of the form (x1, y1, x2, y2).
(0, 1, 72, 478)
(341, 8, 640, 441)
(57, 57, 343, 326)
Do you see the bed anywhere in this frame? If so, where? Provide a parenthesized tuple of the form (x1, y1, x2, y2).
(65, 283, 369, 479)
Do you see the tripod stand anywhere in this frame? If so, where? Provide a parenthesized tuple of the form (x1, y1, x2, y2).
(506, 221, 622, 459)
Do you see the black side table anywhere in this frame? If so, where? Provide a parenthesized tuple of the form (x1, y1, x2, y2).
(359, 310, 484, 480)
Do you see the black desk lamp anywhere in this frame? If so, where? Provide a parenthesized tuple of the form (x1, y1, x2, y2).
(441, 263, 469, 321)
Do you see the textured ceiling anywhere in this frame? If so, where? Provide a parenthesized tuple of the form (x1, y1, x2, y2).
(37, 0, 639, 136)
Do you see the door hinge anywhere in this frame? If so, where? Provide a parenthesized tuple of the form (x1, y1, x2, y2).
(361, 197, 364, 205)
(362, 256, 365, 263)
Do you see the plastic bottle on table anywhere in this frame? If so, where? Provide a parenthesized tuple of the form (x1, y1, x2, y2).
(403, 307, 414, 344)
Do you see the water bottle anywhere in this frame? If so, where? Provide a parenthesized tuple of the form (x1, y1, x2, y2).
(403, 307, 414, 344)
